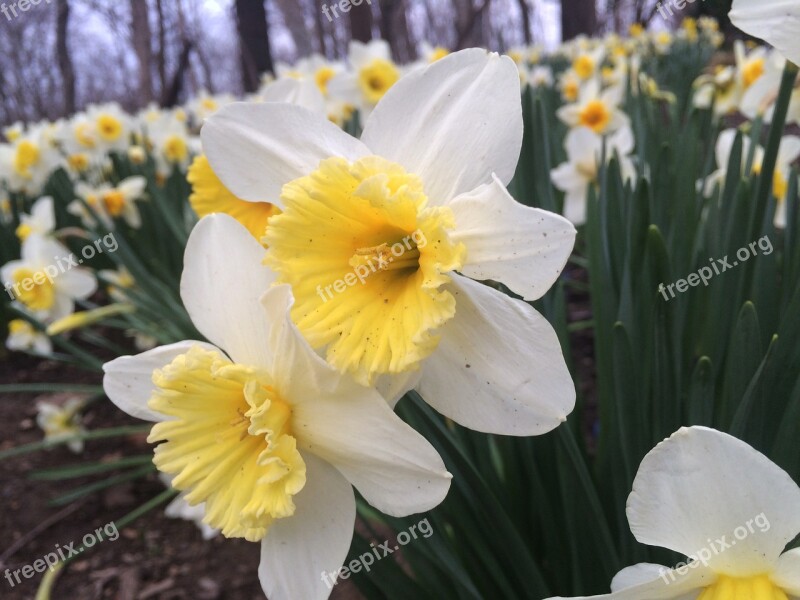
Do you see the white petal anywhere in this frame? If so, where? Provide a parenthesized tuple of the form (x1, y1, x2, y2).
(259, 78, 326, 116)
(294, 382, 451, 517)
(449, 175, 576, 300)
(546, 565, 712, 600)
(730, 0, 800, 67)
(57, 269, 97, 299)
(258, 453, 355, 600)
(180, 214, 276, 367)
(627, 426, 800, 576)
(201, 102, 369, 205)
(376, 369, 422, 408)
(418, 274, 575, 435)
(361, 49, 522, 204)
(261, 284, 341, 399)
(774, 548, 800, 595)
(563, 189, 589, 226)
(102, 341, 218, 422)
(611, 564, 670, 592)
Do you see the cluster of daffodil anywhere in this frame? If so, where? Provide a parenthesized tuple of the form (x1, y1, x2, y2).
(2, 1, 800, 599)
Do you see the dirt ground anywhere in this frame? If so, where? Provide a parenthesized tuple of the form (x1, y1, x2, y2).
(0, 352, 362, 600)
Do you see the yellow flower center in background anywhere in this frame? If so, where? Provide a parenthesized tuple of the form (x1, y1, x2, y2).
(96, 114, 123, 141)
(315, 66, 336, 96)
(629, 23, 644, 37)
(563, 79, 579, 102)
(9, 319, 33, 336)
(75, 123, 96, 148)
(742, 58, 765, 89)
(698, 574, 787, 600)
(12, 268, 56, 311)
(15, 223, 33, 241)
(68, 153, 90, 172)
(573, 55, 596, 79)
(163, 135, 188, 163)
(188, 155, 279, 241)
(148, 347, 306, 542)
(358, 59, 400, 104)
(579, 100, 612, 133)
(102, 190, 126, 217)
(201, 98, 218, 112)
(773, 169, 788, 202)
(429, 47, 450, 62)
(13, 141, 40, 178)
(264, 155, 465, 385)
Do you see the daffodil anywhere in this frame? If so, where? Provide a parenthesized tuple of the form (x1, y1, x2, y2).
(15, 196, 55, 242)
(551, 126, 635, 226)
(547, 427, 800, 600)
(202, 49, 576, 436)
(71, 176, 147, 229)
(6, 319, 51, 355)
(86, 103, 131, 153)
(103, 214, 452, 600)
(1, 234, 97, 321)
(557, 79, 630, 135)
(186, 90, 235, 125)
(36, 398, 87, 454)
(730, 0, 800, 67)
(328, 40, 403, 117)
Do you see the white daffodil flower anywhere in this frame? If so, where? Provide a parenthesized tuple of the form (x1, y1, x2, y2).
(327, 40, 404, 118)
(557, 78, 630, 135)
(103, 214, 451, 600)
(15, 196, 55, 242)
(36, 397, 87, 454)
(6, 319, 52, 355)
(730, 0, 800, 67)
(547, 427, 800, 600)
(551, 126, 635, 226)
(71, 176, 147, 229)
(202, 49, 576, 437)
(1, 234, 97, 321)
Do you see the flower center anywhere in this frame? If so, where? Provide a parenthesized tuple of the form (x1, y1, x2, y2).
(12, 268, 56, 311)
(573, 55, 595, 79)
(358, 59, 400, 104)
(164, 135, 189, 163)
(15, 223, 33, 241)
(264, 155, 465, 385)
(579, 100, 612, 133)
(102, 190, 127, 217)
(13, 141, 39, 178)
(743, 58, 765, 89)
(698, 574, 787, 600)
(96, 115, 123, 141)
(147, 347, 306, 542)
(68, 153, 90, 172)
(315, 66, 336, 96)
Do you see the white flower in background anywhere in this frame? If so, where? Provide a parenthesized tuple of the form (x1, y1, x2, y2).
(203, 49, 577, 436)
(328, 40, 403, 118)
(568, 47, 605, 81)
(1, 234, 97, 321)
(6, 319, 52, 355)
(103, 215, 451, 600)
(730, 0, 800, 67)
(15, 196, 55, 242)
(558, 70, 583, 103)
(547, 427, 800, 600)
(145, 114, 198, 177)
(740, 50, 800, 125)
(696, 42, 770, 116)
(551, 126, 635, 226)
(528, 65, 555, 89)
(418, 42, 451, 64)
(71, 176, 147, 229)
(159, 474, 219, 540)
(85, 103, 132, 153)
(3, 121, 24, 143)
(186, 90, 236, 125)
(36, 397, 87, 454)
(275, 54, 345, 100)
(557, 79, 630, 135)
(703, 129, 800, 228)
(0, 126, 60, 194)
(653, 30, 674, 55)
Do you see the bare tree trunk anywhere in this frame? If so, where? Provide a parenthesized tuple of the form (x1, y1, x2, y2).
(349, 0, 373, 43)
(56, 0, 76, 114)
(313, 0, 329, 57)
(155, 0, 167, 97)
(235, 0, 274, 92)
(455, 0, 492, 49)
(131, 0, 154, 105)
(517, 0, 532, 45)
(560, 0, 596, 41)
(163, 41, 194, 107)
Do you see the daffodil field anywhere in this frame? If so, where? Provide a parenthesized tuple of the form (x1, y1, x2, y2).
(2, 1, 800, 599)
